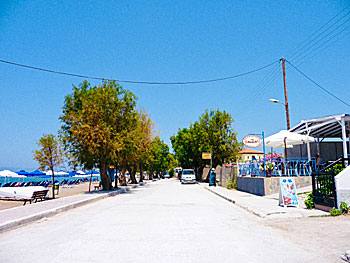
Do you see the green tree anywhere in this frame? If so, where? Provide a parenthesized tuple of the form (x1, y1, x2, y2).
(60, 80, 137, 190)
(197, 109, 241, 168)
(33, 134, 64, 199)
(147, 137, 173, 179)
(171, 109, 241, 180)
(135, 109, 154, 183)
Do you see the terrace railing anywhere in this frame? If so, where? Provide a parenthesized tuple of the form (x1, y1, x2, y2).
(238, 157, 316, 177)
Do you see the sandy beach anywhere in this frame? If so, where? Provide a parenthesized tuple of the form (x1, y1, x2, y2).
(0, 181, 101, 211)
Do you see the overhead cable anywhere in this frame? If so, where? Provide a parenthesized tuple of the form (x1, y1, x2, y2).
(287, 5, 350, 60)
(0, 59, 279, 85)
(286, 60, 350, 107)
(291, 16, 350, 64)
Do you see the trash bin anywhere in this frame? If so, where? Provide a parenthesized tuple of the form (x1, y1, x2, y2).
(54, 183, 59, 195)
(209, 169, 216, 186)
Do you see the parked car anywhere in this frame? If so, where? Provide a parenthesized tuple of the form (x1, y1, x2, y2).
(181, 169, 196, 184)
(163, 172, 170, 178)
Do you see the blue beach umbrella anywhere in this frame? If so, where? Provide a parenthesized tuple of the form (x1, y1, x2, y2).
(28, 170, 46, 176)
(17, 170, 30, 176)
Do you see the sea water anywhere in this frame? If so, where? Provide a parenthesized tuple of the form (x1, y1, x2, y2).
(0, 175, 100, 186)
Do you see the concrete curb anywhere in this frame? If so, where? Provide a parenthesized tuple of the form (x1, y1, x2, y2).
(204, 186, 329, 218)
(0, 182, 146, 234)
(204, 186, 267, 218)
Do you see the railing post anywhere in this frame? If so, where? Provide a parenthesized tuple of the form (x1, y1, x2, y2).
(333, 174, 338, 209)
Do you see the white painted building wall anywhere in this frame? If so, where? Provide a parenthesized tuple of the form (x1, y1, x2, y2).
(335, 166, 350, 208)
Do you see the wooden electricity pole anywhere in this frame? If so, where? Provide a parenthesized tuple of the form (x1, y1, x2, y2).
(281, 58, 290, 130)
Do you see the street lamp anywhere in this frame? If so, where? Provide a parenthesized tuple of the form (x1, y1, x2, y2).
(269, 98, 290, 160)
(269, 98, 290, 130)
(269, 98, 284, 105)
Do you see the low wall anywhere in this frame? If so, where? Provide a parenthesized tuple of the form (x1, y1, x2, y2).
(238, 176, 312, 196)
(335, 166, 350, 208)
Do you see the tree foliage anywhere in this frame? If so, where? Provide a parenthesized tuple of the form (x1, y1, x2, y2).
(146, 136, 176, 178)
(60, 81, 137, 190)
(60, 81, 175, 189)
(33, 134, 64, 198)
(171, 109, 241, 179)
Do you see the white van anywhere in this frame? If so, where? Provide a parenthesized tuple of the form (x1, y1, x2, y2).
(181, 169, 196, 184)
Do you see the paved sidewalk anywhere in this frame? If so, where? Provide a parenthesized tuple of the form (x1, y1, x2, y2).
(0, 182, 146, 233)
(202, 184, 329, 218)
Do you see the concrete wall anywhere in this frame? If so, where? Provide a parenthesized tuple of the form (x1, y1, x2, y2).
(238, 176, 312, 196)
(335, 166, 350, 208)
(237, 177, 265, 196)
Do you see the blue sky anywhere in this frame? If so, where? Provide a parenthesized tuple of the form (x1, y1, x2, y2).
(0, 1, 349, 170)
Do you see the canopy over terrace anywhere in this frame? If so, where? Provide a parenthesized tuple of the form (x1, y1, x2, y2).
(290, 114, 350, 162)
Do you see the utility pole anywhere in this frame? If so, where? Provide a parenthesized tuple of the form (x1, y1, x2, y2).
(281, 58, 290, 130)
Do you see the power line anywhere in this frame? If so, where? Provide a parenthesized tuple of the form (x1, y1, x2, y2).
(306, 28, 350, 62)
(287, 5, 350, 60)
(285, 59, 350, 107)
(294, 26, 350, 66)
(0, 58, 279, 85)
(291, 16, 350, 64)
(234, 63, 281, 116)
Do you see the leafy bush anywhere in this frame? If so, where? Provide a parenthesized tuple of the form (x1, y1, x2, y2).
(325, 164, 345, 175)
(226, 180, 234, 189)
(304, 193, 315, 209)
(226, 177, 237, 190)
(330, 208, 342, 216)
(340, 202, 349, 214)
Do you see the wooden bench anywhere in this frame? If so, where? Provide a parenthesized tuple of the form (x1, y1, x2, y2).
(23, 190, 49, 205)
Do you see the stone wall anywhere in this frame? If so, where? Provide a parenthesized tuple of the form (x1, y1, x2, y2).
(238, 176, 312, 196)
(216, 165, 236, 187)
(201, 165, 237, 186)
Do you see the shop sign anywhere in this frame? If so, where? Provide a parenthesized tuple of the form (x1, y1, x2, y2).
(242, 135, 262, 148)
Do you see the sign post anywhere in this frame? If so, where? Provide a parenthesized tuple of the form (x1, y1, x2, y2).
(202, 152, 212, 170)
(243, 132, 265, 177)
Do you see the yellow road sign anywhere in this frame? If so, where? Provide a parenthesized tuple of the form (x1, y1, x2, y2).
(202, 152, 212, 159)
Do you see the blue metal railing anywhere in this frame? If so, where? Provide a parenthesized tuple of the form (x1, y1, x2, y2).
(238, 157, 316, 177)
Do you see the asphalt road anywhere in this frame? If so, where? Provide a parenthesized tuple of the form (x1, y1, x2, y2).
(0, 179, 326, 263)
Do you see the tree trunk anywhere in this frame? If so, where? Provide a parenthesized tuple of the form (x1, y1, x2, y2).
(119, 167, 127, 186)
(139, 163, 144, 182)
(114, 164, 119, 189)
(196, 167, 204, 182)
(129, 163, 138, 184)
(51, 168, 55, 199)
(88, 169, 93, 192)
(100, 161, 112, 190)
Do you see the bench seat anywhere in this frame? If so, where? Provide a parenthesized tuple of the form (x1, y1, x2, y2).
(23, 190, 49, 205)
